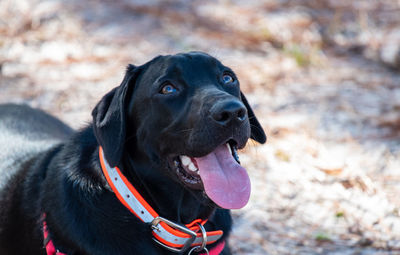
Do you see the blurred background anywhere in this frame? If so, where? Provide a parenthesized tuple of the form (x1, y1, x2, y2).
(1, 0, 400, 254)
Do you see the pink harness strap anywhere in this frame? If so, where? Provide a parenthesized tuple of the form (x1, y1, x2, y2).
(43, 219, 67, 255)
(201, 240, 225, 255)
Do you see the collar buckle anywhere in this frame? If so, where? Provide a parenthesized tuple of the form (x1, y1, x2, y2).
(151, 216, 197, 253)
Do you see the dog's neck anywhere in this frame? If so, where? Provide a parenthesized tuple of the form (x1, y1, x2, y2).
(116, 150, 215, 224)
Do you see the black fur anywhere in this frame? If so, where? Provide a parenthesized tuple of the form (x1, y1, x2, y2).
(0, 52, 266, 255)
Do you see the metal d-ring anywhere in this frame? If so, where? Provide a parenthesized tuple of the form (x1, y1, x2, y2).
(197, 223, 207, 251)
(188, 223, 209, 255)
(188, 246, 209, 255)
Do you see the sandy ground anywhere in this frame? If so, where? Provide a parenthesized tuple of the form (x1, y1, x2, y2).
(1, 0, 400, 254)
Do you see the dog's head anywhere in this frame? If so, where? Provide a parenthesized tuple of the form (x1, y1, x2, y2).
(92, 52, 266, 209)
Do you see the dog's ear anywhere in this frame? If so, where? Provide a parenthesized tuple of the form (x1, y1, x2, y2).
(240, 91, 267, 144)
(92, 64, 139, 167)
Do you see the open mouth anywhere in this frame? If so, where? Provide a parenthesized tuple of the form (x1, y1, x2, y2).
(173, 141, 239, 188)
(170, 139, 251, 209)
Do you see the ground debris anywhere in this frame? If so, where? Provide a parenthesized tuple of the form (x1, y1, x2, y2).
(1, 0, 400, 254)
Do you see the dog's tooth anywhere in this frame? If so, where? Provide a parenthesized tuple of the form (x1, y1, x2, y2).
(226, 143, 232, 155)
(188, 163, 198, 172)
(232, 146, 240, 164)
(180, 155, 191, 166)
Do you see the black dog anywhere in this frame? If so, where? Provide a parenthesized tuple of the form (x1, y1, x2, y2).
(0, 52, 266, 255)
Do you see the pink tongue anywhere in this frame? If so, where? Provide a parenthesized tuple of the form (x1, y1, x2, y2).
(194, 144, 251, 209)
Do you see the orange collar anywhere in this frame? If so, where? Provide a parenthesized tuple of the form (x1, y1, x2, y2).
(99, 147, 223, 253)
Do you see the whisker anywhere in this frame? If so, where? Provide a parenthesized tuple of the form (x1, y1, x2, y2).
(174, 128, 194, 134)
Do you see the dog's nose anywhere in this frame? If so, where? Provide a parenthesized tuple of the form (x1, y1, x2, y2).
(211, 100, 247, 126)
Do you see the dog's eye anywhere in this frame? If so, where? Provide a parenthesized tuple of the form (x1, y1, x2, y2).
(160, 84, 177, 94)
(222, 74, 234, 84)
